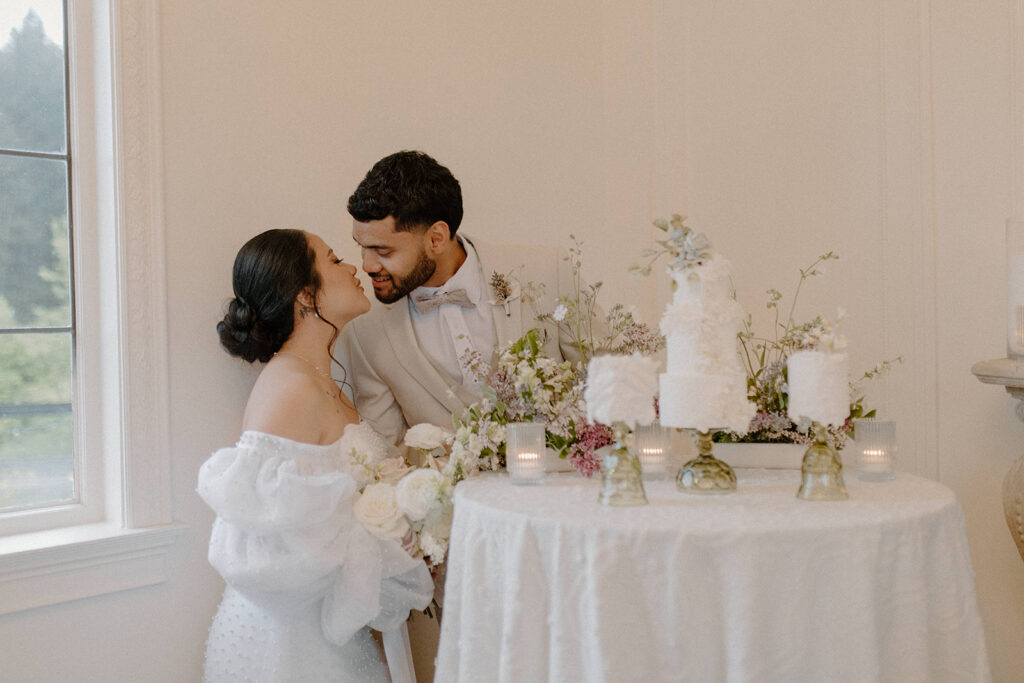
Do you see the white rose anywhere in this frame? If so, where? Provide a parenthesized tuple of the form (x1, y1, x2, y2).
(353, 483, 409, 540)
(403, 423, 453, 450)
(375, 457, 412, 485)
(396, 468, 450, 521)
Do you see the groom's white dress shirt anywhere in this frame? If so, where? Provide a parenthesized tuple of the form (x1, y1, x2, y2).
(408, 238, 495, 390)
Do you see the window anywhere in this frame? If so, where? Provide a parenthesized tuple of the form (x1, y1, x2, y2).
(0, 4, 76, 516)
(0, 0, 182, 615)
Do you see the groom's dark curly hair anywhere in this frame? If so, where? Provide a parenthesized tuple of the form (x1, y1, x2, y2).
(347, 150, 463, 238)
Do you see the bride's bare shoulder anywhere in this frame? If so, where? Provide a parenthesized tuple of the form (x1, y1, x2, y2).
(242, 361, 325, 443)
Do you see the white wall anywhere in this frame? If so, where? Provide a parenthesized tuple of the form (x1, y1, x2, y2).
(1, 1, 1021, 680)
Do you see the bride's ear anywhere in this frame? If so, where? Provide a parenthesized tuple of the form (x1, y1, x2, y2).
(295, 287, 317, 318)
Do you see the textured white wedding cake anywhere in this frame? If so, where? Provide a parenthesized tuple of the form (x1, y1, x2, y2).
(658, 257, 756, 434)
(786, 350, 849, 427)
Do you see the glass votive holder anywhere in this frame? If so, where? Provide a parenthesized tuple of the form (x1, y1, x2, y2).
(853, 418, 896, 481)
(506, 422, 546, 485)
(633, 421, 669, 479)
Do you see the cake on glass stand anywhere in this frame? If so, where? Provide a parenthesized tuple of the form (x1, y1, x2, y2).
(654, 233, 755, 494)
(584, 353, 660, 506)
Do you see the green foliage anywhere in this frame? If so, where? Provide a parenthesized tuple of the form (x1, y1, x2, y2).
(0, 12, 75, 509)
(1, 11, 69, 324)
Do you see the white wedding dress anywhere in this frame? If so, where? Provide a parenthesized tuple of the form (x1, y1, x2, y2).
(198, 423, 433, 682)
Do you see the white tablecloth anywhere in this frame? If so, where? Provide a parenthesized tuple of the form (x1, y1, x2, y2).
(436, 470, 990, 682)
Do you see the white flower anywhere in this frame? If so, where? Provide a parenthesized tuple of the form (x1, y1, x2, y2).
(353, 483, 409, 540)
(396, 468, 451, 521)
(403, 423, 453, 450)
(418, 532, 447, 564)
(374, 456, 412, 485)
(484, 422, 506, 444)
(552, 303, 568, 321)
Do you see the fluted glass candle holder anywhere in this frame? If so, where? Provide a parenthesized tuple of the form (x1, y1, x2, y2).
(507, 422, 546, 485)
(853, 418, 896, 481)
(633, 421, 669, 480)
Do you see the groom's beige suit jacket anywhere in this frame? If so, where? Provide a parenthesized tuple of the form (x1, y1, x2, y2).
(345, 236, 580, 447)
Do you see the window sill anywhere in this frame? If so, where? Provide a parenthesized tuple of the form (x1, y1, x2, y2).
(0, 522, 187, 615)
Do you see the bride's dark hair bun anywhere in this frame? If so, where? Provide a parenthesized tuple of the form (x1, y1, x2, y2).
(216, 229, 321, 363)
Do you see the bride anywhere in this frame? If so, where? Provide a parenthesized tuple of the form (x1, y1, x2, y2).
(199, 229, 432, 682)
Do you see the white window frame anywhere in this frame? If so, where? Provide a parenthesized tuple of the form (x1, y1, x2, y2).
(0, 0, 183, 615)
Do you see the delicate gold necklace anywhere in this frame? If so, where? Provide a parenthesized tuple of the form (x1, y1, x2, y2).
(273, 350, 334, 382)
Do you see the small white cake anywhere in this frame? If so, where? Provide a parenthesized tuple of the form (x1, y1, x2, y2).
(786, 350, 849, 427)
(657, 257, 755, 434)
(585, 353, 659, 428)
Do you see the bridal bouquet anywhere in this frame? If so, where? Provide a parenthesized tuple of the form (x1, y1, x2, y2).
(450, 238, 663, 478)
(349, 424, 454, 567)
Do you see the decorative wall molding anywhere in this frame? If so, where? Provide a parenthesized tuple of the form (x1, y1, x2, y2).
(111, 0, 172, 528)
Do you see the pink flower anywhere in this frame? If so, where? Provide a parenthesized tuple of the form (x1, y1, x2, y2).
(568, 422, 615, 478)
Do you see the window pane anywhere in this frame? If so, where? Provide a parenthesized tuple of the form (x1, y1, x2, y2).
(0, 331, 74, 511)
(0, 3, 67, 154)
(0, 154, 70, 327)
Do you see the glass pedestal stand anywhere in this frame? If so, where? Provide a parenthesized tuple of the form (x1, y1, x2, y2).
(677, 430, 737, 494)
(796, 422, 848, 501)
(598, 422, 648, 506)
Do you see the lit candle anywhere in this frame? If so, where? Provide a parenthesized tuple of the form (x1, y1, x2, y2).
(853, 419, 896, 482)
(633, 422, 669, 478)
(507, 422, 546, 485)
(859, 448, 888, 471)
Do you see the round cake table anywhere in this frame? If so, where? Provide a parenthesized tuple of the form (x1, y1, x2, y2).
(435, 470, 990, 682)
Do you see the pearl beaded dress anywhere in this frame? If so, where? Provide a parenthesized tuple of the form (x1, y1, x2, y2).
(198, 425, 433, 682)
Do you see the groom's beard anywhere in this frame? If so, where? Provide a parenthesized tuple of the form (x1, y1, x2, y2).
(372, 250, 437, 303)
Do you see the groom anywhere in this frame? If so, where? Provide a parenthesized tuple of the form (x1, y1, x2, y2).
(344, 150, 582, 448)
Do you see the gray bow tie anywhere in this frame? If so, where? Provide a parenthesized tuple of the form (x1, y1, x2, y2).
(411, 288, 475, 314)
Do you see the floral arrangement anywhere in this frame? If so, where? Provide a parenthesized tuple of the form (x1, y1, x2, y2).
(349, 423, 454, 568)
(448, 237, 663, 478)
(632, 215, 900, 447)
(531, 236, 664, 367)
(724, 251, 901, 447)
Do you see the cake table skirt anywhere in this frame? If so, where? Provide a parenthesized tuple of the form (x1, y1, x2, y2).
(435, 470, 989, 683)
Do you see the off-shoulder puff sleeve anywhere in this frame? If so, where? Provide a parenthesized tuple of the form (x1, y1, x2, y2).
(197, 433, 433, 646)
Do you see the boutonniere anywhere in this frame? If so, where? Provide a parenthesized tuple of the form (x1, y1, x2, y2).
(489, 271, 521, 316)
